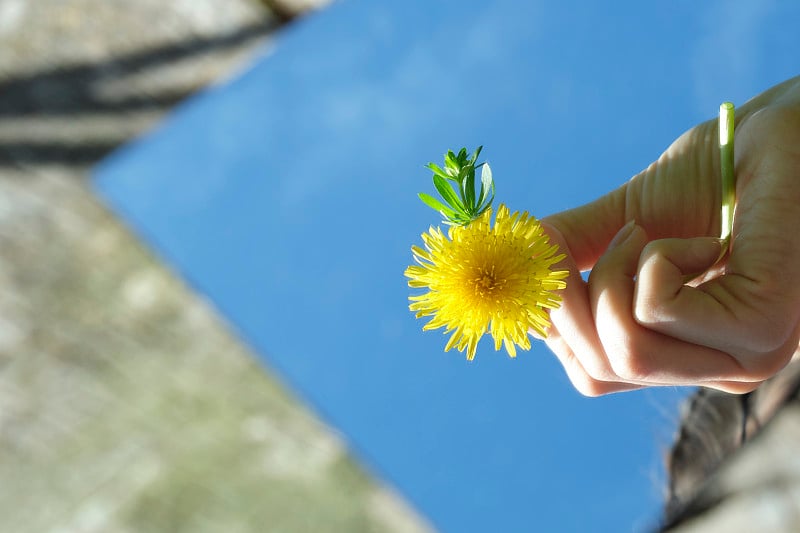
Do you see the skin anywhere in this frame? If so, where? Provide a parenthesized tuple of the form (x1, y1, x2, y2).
(541, 75, 800, 396)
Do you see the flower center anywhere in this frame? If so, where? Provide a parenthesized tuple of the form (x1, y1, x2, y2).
(473, 267, 505, 297)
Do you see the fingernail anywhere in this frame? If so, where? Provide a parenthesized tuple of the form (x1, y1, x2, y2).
(607, 220, 637, 250)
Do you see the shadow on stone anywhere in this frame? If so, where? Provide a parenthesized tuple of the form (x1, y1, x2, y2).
(0, 19, 278, 167)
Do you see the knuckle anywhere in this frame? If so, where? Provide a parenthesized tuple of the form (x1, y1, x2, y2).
(633, 294, 662, 326)
(580, 358, 618, 384)
(634, 253, 679, 326)
(610, 358, 649, 382)
(639, 240, 660, 262)
(742, 339, 796, 381)
(607, 338, 652, 382)
(738, 312, 796, 357)
(572, 377, 610, 397)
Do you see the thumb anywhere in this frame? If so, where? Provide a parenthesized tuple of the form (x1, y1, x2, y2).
(634, 237, 724, 338)
(634, 236, 797, 378)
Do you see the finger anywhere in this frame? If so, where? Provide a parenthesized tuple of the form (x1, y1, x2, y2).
(634, 131, 800, 377)
(589, 224, 749, 385)
(542, 223, 618, 383)
(547, 320, 759, 394)
(543, 223, 761, 392)
(635, 237, 730, 343)
(682, 103, 800, 372)
(545, 319, 761, 394)
(703, 380, 764, 394)
(545, 222, 705, 389)
(545, 326, 642, 396)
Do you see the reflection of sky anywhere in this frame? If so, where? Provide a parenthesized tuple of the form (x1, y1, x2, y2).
(94, 1, 800, 531)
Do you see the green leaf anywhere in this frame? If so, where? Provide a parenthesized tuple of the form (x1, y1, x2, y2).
(432, 174, 465, 212)
(426, 162, 456, 181)
(478, 162, 493, 207)
(419, 146, 493, 226)
(464, 165, 476, 212)
(479, 190, 494, 214)
(470, 145, 483, 164)
(418, 192, 458, 219)
(444, 150, 458, 170)
(476, 177, 486, 209)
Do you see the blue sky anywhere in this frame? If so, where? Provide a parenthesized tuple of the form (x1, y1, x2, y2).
(95, 1, 800, 531)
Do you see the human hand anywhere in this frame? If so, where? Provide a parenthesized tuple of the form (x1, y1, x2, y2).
(542, 75, 800, 396)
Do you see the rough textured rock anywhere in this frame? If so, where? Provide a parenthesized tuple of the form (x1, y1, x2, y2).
(0, 1, 430, 532)
(0, 0, 279, 167)
(661, 359, 800, 532)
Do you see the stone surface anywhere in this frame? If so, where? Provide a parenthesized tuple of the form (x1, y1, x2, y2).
(662, 359, 800, 532)
(0, 0, 278, 168)
(0, 1, 430, 531)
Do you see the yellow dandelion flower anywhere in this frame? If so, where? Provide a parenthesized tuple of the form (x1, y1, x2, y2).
(405, 203, 568, 360)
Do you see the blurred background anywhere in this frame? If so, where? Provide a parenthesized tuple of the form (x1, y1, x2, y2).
(0, 1, 431, 532)
(3, 1, 799, 532)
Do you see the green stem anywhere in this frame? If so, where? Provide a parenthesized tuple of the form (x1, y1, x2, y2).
(682, 102, 736, 285)
(719, 102, 735, 245)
